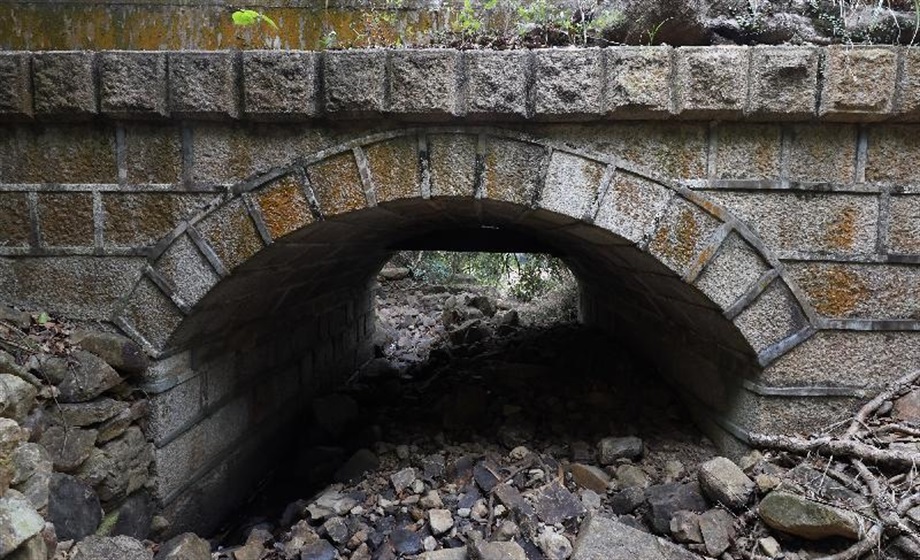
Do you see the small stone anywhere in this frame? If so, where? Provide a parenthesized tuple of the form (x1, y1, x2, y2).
(390, 527, 423, 555)
(396, 444, 410, 459)
(645, 482, 708, 534)
(323, 516, 349, 544)
(569, 464, 610, 493)
(0, 489, 44, 557)
(231, 542, 262, 560)
(473, 461, 501, 493)
(350, 543, 372, 560)
(580, 490, 601, 511)
(495, 521, 520, 541)
(422, 454, 446, 479)
(423, 536, 438, 552)
(699, 508, 734, 556)
(755, 473, 780, 493)
(38, 425, 97, 473)
(572, 514, 699, 560)
(758, 536, 782, 558)
(55, 399, 129, 427)
(411, 478, 426, 494)
(509, 446, 530, 461)
(48, 473, 102, 542)
(154, 532, 211, 560)
(429, 509, 454, 535)
(299, 539, 337, 560)
(892, 389, 920, 423)
(698, 457, 755, 510)
(609, 487, 645, 515)
(670, 511, 702, 543)
(471, 540, 527, 560)
(420, 490, 443, 509)
(598, 436, 644, 464)
(663, 460, 685, 483)
(70, 535, 152, 560)
(54, 351, 124, 403)
(391, 467, 417, 494)
(538, 526, 573, 560)
(457, 507, 471, 518)
(528, 480, 586, 525)
(471, 499, 489, 521)
(420, 547, 468, 560)
(614, 464, 650, 489)
(96, 400, 149, 444)
(759, 491, 862, 540)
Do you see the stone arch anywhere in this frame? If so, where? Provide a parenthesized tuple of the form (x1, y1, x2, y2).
(113, 126, 817, 368)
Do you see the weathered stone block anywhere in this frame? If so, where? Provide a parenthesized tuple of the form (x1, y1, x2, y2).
(889, 195, 920, 254)
(820, 46, 897, 120)
(154, 234, 220, 308)
(306, 152, 367, 216)
(897, 48, 920, 119)
(32, 52, 97, 118)
(701, 191, 878, 256)
(733, 280, 808, 354)
(7, 257, 142, 321)
(124, 124, 182, 184)
(604, 46, 672, 118)
(103, 193, 209, 248)
(120, 276, 184, 352)
(786, 124, 858, 183)
(168, 52, 238, 119)
(748, 47, 819, 119)
(364, 136, 421, 204)
(483, 138, 544, 206)
(533, 48, 602, 119)
(428, 133, 477, 197)
(0, 193, 31, 248)
(604, 122, 709, 180)
(785, 262, 920, 320)
(466, 50, 529, 118)
(0, 124, 117, 184)
(323, 50, 386, 116)
(675, 47, 748, 118)
(388, 50, 461, 117)
(37, 193, 94, 247)
(147, 375, 202, 447)
(0, 52, 32, 118)
(594, 172, 674, 245)
(99, 52, 168, 118)
(540, 151, 605, 220)
(866, 125, 920, 185)
(648, 197, 723, 277)
(195, 198, 264, 271)
(254, 173, 314, 240)
(694, 233, 770, 311)
(242, 50, 318, 120)
(713, 124, 782, 181)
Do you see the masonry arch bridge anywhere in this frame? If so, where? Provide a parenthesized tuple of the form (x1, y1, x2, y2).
(2, 47, 920, 532)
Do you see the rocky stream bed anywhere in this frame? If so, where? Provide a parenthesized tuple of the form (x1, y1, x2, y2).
(1, 270, 919, 560)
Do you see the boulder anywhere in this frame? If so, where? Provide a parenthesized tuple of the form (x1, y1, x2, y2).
(154, 532, 211, 560)
(72, 331, 149, 375)
(6, 532, 47, 560)
(45, 351, 123, 403)
(698, 508, 734, 556)
(54, 398, 129, 427)
(759, 491, 863, 540)
(420, 548, 468, 560)
(48, 473, 102, 541)
(10, 443, 51, 486)
(470, 540, 527, 560)
(77, 426, 152, 502)
(572, 514, 701, 559)
(0, 374, 37, 422)
(698, 456, 755, 509)
(0, 489, 45, 557)
(645, 482, 708, 534)
(70, 535, 152, 560)
(106, 491, 154, 540)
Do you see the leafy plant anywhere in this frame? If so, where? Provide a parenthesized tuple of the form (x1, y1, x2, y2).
(231, 9, 280, 32)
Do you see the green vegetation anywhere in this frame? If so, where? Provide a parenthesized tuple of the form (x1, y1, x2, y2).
(231, 9, 279, 32)
(398, 251, 575, 303)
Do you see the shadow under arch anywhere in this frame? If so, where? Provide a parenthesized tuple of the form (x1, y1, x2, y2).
(112, 127, 820, 532)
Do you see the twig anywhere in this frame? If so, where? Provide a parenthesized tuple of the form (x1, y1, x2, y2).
(749, 433, 920, 470)
(846, 369, 920, 438)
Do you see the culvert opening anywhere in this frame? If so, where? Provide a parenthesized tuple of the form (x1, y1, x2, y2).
(208, 250, 721, 555)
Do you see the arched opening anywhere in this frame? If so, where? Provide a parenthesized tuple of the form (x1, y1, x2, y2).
(111, 128, 815, 534)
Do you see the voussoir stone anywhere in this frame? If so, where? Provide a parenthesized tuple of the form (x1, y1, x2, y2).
(70, 535, 153, 560)
(759, 491, 863, 540)
(698, 456, 755, 509)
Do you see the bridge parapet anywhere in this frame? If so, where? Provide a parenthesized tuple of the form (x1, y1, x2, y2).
(3, 46, 920, 123)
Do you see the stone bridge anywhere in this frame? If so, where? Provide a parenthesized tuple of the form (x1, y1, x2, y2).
(2, 46, 920, 532)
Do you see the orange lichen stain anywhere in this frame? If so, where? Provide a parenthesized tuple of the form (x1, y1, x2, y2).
(798, 265, 868, 317)
(308, 153, 366, 216)
(366, 138, 419, 203)
(824, 206, 858, 251)
(652, 208, 700, 270)
(256, 176, 313, 240)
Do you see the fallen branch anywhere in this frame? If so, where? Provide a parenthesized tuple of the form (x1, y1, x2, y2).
(813, 524, 882, 560)
(846, 369, 920, 438)
(749, 433, 920, 470)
